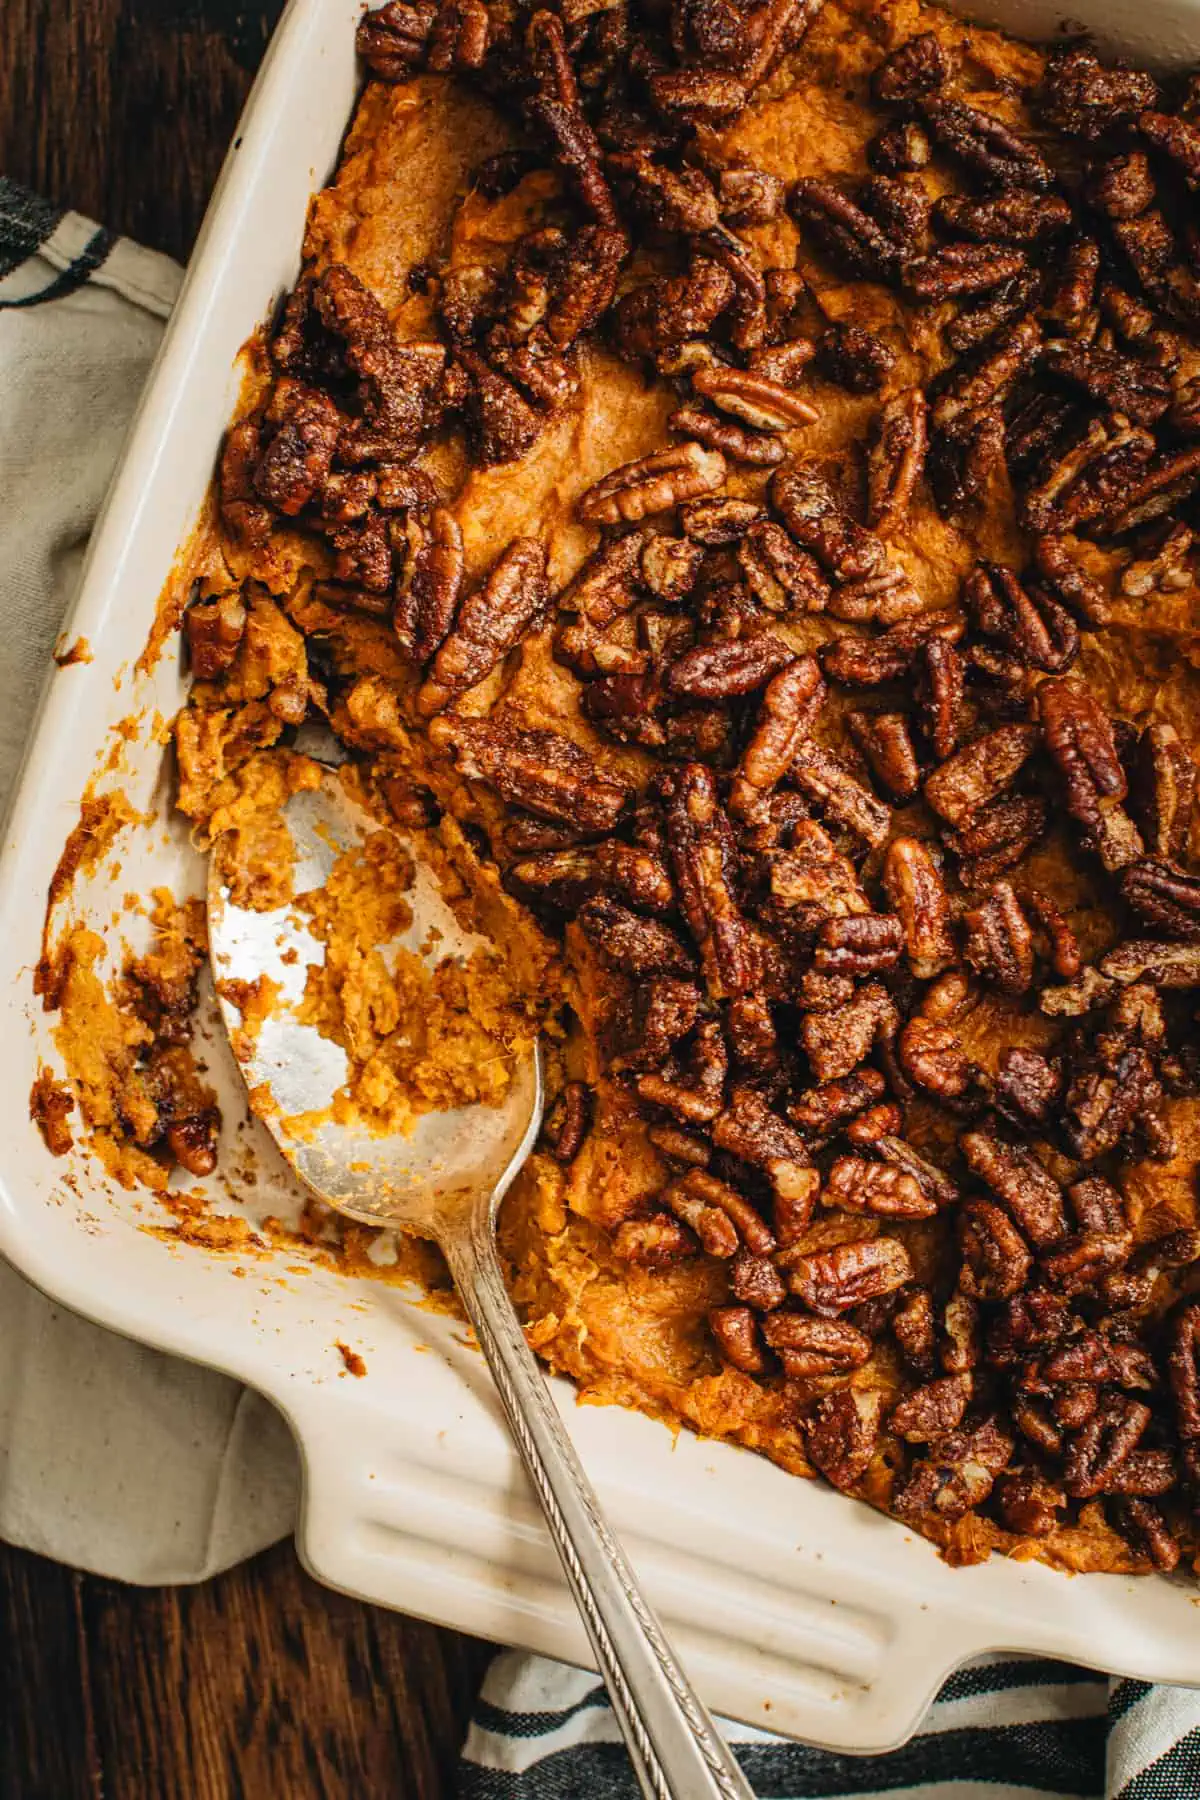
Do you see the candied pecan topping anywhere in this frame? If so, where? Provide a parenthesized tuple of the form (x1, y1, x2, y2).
(958, 1198, 1032, 1301)
(791, 740, 892, 846)
(512, 841, 675, 915)
(1063, 1394, 1150, 1499)
(613, 1213, 696, 1265)
(669, 406, 785, 466)
(964, 561, 1079, 674)
(785, 1236, 913, 1315)
(815, 323, 897, 395)
(666, 634, 793, 699)
(848, 711, 921, 801)
(907, 243, 1029, 303)
(962, 881, 1036, 997)
(543, 1081, 592, 1161)
(920, 96, 1052, 191)
(737, 521, 829, 615)
(1033, 533, 1111, 627)
(710, 1304, 768, 1371)
(712, 1087, 816, 1216)
(961, 1126, 1068, 1248)
(1121, 858, 1200, 942)
(934, 190, 1071, 244)
(1038, 678, 1143, 868)
(871, 33, 950, 106)
(788, 1067, 887, 1138)
(891, 1372, 972, 1442)
(662, 762, 757, 997)
(691, 365, 818, 430)
(801, 980, 897, 1082)
(613, 258, 736, 362)
(771, 462, 883, 582)
(995, 1047, 1063, 1129)
(882, 838, 955, 979)
(578, 441, 727, 523)
(1115, 1498, 1180, 1571)
(762, 1312, 872, 1378)
(898, 1017, 972, 1102)
(1131, 723, 1196, 862)
(997, 1468, 1065, 1537)
(893, 1417, 1014, 1523)
(357, 0, 436, 76)
(185, 594, 247, 680)
(804, 1388, 884, 1490)
(914, 638, 964, 763)
(789, 180, 905, 282)
(1041, 45, 1158, 140)
(728, 656, 825, 823)
(924, 723, 1039, 827)
(825, 1156, 936, 1219)
(814, 914, 904, 977)
(1043, 340, 1171, 428)
(578, 897, 695, 975)
(429, 714, 629, 830)
(416, 537, 547, 713)
(866, 389, 928, 536)
(869, 120, 933, 175)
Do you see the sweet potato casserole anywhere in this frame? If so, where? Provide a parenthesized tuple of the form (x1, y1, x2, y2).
(33, 0, 1200, 1577)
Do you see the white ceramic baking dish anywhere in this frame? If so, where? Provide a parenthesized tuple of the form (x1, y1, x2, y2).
(2, 0, 1199, 1754)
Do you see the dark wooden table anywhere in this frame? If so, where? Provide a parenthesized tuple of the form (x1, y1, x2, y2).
(0, 4, 495, 1794)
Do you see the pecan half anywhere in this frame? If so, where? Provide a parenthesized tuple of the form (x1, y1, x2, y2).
(962, 881, 1036, 996)
(866, 389, 928, 536)
(961, 1126, 1067, 1248)
(770, 462, 885, 583)
(813, 914, 904, 976)
(892, 1417, 1014, 1522)
(762, 1313, 872, 1379)
(882, 838, 955, 979)
(1063, 1394, 1150, 1499)
(934, 190, 1071, 244)
(891, 1373, 972, 1442)
(930, 316, 1041, 432)
(1038, 678, 1143, 868)
(578, 897, 695, 976)
(848, 711, 921, 802)
(995, 1047, 1063, 1129)
(511, 842, 675, 915)
(958, 1198, 1032, 1301)
(1131, 722, 1196, 861)
(816, 323, 897, 395)
(920, 96, 1052, 191)
(791, 740, 891, 847)
(663, 763, 756, 997)
(666, 634, 793, 699)
(1121, 859, 1200, 942)
(789, 180, 904, 281)
(924, 723, 1039, 827)
(788, 1068, 887, 1138)
(577, 441, 727, 524)
(964, 561, 1079, 674)
(737, 522, 829, 615)
(712, 1087, 817, 1219)
(784, 1236, 913, 1314)
(416, 536, 546, 713)
(429, 715, 628, 830)
(614, 259, 736, 361)
(825, 1156, 936, 1219)
(1041, 45, 1158, 140)
(1042, 339, 1171, 427)
(898, 1017, 972, 1102)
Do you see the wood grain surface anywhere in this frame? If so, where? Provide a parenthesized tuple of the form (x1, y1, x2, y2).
(0, 4, 496, 1795)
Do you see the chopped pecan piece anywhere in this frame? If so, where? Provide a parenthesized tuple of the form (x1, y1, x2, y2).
(785, 1236, 913, 1315)
(649, 69, 748, 126)
(764, 819, 868, 918)
(869, 120, 933, 174)
(1121, 858, 1200, 942)
(578, 897, 695, 976)
(762, 1313, 872, 1379)
(962, 881, 1036, 997)
(1041, 45, 1158, 140)
(995, 1047, 1063, 1129)
(964, 561, 1079, 674)
(866, 389, 927, 536)
(717, 164, 787, 227)
(1131, 722, 1196, 862)
(185, 594, 247, 679)
(680, 496, 765, 544)
(892, 1288, 937, 1380)
(641, 534, 705, 604)
(429, 715, 629, 831)
(825, 1156, 936, 1220)
(923, 723, 1039, 827)
(416, 537, 547, 714)
(804, 1388, 885, 1490)
(883, 838, 955, 979)
(847, 712, 921, 802)
(577, 442, 727, 524)
(997, 1468, 1065, 1537)
(801, 980, 897, 1083)
(709, 1305, 767, 1372)
(958, 1198, 1032, 1301)
(729, 1251, 787, 1313)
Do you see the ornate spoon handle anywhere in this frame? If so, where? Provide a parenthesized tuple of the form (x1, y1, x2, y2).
(442, 1215, 756, 1800)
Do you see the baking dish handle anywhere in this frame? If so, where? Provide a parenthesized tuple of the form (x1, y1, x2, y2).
(440, 1217, 757, 1800)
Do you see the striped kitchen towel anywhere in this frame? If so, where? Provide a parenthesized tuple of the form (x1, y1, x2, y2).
(459, 1651, 1200, 1797)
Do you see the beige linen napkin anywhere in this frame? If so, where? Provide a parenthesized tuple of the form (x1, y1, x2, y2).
(0, 180, 298, 1581)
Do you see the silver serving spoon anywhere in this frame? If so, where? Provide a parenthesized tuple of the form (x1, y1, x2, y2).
(208, 763, 754, 1800)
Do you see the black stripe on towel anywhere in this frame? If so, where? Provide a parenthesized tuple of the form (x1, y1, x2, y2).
(0, 177, 61, 278)
(1115, 1723, 1200, 1800)
(0, 223, 116, 309)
